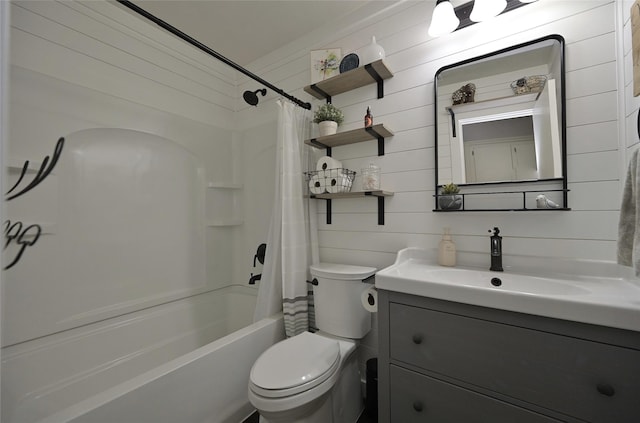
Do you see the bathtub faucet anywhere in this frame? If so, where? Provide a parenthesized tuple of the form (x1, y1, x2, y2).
(249, 273, 262, 285)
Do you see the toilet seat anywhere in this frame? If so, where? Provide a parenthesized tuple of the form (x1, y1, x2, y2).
(249, 331, 340, 398)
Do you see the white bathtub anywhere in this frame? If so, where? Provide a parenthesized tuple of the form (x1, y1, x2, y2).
(2, 286, 285, 423)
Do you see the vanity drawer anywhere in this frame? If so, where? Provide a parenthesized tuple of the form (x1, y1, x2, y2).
(390, 303, 640, 422)
(389, 365, 562, 423)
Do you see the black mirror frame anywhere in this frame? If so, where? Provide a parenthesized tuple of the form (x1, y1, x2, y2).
(433, 34, 567, 211)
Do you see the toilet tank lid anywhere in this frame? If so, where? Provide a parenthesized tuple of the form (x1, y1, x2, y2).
(310, 263, 376, 280)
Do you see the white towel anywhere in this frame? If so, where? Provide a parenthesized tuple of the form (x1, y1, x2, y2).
(618, 148, 640, 275)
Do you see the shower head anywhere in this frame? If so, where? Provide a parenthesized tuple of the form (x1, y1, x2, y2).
(243, 88, 267, 106)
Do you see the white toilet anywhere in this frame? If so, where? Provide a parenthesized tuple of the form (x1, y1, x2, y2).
(248, 263, 377, 423)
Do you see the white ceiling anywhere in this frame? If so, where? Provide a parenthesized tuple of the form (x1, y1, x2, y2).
(129, 1, 378, 66)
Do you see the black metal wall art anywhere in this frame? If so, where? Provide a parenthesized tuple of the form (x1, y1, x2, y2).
(5, 137, 64, 201)
(3, 220, 41, 270)
(3, 137, 64, 270)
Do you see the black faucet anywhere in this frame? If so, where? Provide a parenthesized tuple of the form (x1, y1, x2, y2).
(249, 273, 262, 285)
(489, 227, 503, 272)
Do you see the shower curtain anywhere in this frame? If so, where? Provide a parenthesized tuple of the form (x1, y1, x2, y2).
(253, 100, 319, 337)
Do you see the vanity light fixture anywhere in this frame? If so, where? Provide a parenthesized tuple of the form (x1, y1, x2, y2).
(470, 0, 507, 22)
(429, 0, 532, 38)
(428, 0, 460, 37)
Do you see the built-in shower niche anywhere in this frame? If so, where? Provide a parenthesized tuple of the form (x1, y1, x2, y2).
(205, 182, 244, 291)
(206, 182, 244, 227)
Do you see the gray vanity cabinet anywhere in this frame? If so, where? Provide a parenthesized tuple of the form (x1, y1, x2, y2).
(377, 290, 640, 423)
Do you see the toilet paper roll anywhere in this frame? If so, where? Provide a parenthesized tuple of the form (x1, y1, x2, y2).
(361, 287, 378, 313)
(316, 156, 342, 172)
(326, 175, 345, 193)
(309, 174, 325, 194)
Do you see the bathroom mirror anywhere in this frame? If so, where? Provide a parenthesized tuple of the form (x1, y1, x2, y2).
(434, 35, 567, 208)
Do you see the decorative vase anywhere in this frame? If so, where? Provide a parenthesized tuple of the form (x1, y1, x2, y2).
(318, 121, 338, 137)
(438, 195, 462, 210)
(358, 36, 386, 65)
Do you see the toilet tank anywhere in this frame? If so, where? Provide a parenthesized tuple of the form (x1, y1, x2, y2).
(310, 263, 376, 339)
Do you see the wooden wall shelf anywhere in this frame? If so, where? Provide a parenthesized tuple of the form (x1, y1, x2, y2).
(304, 60, 394, 225)
(304, 60, 393, 101)
(305, 124, 393, 156)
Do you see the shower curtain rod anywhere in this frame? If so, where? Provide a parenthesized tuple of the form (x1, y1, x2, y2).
(117, 0, 312, 110)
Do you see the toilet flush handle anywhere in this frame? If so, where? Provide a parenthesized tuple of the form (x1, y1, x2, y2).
(308, 278, 319, 286)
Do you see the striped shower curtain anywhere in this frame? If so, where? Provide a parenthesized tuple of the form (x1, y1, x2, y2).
(253, 100, 318, 337)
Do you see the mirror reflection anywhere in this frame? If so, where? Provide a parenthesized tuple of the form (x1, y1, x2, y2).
(435, 35, 565, 188)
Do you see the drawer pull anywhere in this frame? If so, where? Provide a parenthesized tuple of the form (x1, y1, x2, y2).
(412, 334, 423, 344)
(596, 383, 615, 397)
(412, 401, 424, 412)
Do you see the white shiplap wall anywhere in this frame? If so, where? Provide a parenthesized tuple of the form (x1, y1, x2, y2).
(236, 0, 624, 366)
(238, 0, 621, 273)
(622, 0, 640, 166)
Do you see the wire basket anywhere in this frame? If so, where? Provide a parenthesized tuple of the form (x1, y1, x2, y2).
(510, 75, 547, 95)
(305, 168, 356, 195)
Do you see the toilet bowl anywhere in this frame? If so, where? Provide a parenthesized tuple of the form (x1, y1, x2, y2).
(248, 331, 359, 422)
(248, 263, 376, 423)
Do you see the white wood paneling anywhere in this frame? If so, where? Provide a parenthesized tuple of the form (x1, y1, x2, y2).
(623, 0, 640, 165)
(250, 0, 623, 269)
(567, 121, 619, 155)
(11, 1, 236, 128)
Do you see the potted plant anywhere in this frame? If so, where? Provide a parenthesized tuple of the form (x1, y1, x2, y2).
(313, 103, 344, 136)
(438, 183, 462, 210)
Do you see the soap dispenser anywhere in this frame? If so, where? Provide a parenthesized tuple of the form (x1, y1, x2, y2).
(438, 227, 456, 267)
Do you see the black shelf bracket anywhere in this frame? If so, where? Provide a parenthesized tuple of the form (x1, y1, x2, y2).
(309, 139, 328, 149)
(309, 139, 332, 157)
(364, 63, 385, 99)
(308, 84, 332, 104)
(364, 192, 386, 225)
(313, 193, 388, 225)
(365, 127, 385, 156)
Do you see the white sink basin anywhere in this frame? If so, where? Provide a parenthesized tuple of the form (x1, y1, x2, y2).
(375, 248, 640, 332)
(404, 267, 591, 296)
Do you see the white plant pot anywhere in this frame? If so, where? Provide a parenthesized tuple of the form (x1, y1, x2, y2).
(318, 121, 338, 137)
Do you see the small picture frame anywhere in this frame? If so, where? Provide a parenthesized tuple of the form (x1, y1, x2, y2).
(310, 48, 341, 84)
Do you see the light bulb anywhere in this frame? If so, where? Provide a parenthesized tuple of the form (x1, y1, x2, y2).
(428, 0, 460, 37)
(470, 0, 507, 22)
